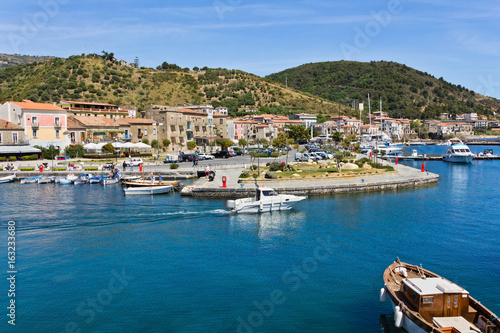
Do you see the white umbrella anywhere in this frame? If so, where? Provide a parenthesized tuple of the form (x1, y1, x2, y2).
(84, 143, 99, 149)
(122, 142, 136, 148)
(112, 142, 125, 148)
(134, 142, 151, 148)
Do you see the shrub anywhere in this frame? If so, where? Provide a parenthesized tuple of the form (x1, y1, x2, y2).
(102, 143, 115, 153)
(170, 163, 179, 169)
(250, 164, 258, 171)
(268, 162, 284, 172)
(239, 172, 251, 178)
(54, 168, 66, 171)
(20, 167, 35, 171)
(84, 167, 98, 171)
(22, 155, 38, 160)
(9, 156, 17, 161)
(271, 152, 279, 158)
(0, 157, 5, 161)
(265, 172, 277, 179)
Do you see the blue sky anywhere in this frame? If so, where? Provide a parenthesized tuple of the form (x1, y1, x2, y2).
(2, 0, 500, 99)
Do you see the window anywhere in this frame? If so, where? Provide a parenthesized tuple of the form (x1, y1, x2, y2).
(0, 133, 2, 143)
(220, 119, 223, 124)
(55, 129, 60, 139)
(55, 117, 60, 126)
(422, 296, 434, 304)
(12, 133, 18, 143)
(33, 129, 38, 139)
(144, 129, 148, 136)
(153, 128, 156, 135)
(32, 116, 38, 126)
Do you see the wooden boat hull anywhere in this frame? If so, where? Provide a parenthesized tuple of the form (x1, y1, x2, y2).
(123, 185, 173, 195)
(382, 259, 500, 333)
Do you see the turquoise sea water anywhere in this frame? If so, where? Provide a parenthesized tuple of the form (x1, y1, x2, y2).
(1, 145, 499, 332)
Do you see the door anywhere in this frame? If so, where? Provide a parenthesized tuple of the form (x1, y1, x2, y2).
(444, 294, 460, 316)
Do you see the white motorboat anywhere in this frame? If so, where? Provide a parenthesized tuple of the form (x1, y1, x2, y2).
(442, 139, 474, 164)
(0, 173, 16, 183)
(226, 186, 307, 213)
(37, 176, 55, 184)
(123, 185, 173, 195)
(102, 177, 119, 185)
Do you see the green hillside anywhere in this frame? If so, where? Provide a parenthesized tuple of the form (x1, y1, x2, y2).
(0, 53, 55, 69)
(0, 54, 346, 118)
(266, 61, 500, 120)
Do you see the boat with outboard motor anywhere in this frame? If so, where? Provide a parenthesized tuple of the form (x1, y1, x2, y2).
(226, 184, 307, 213)
(381, 258, 500, 333)
(20, 175, 43, 184)
(123, 185, 173, 195)
(442, 139, 474, 164)
(0, 173, 16, 183)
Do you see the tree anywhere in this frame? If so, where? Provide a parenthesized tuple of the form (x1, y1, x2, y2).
(102, 143, 115, 153)
(215, 138, 234, 150)
(187, 141, 197, 150)
(65, 144, 84, 158)
(238, 138, 247, 147)
(285, 124, 311, 141)
(272, 132, 288, 149)
(163, 138, 171, 148)
(150, 139, 159, 149)
(330, 131, 343, 144)
(141, 138, 150, 145)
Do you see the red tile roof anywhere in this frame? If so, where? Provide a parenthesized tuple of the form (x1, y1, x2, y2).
(124, 118, 155, 125)
(0, 119, 24, 130)
(70, 116, 119, 128)
(9, 100, 64, 111)
(66, 117, 85, 130)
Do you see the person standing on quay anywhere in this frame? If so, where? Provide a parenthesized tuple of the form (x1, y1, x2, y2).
(205, 164, 210, 179)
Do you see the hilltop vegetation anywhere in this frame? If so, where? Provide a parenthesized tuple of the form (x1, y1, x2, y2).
(0, 53, 55, 69)
(0, 54, 344, 118)
(267, 61, 500, 120)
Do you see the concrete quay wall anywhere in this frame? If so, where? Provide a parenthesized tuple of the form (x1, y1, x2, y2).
(185, 174, 439, 198)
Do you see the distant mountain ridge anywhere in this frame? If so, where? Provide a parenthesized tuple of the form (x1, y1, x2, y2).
(266, 61, 500, 120)
(0, 53, 55, 69)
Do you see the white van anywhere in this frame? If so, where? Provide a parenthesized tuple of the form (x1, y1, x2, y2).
(125, 158, 143, 166)
(163, 154, 180, 163)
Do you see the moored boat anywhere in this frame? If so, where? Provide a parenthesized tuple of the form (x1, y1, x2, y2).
(123, 185, 173, 195)
(122, 180, 180, 188)
(0, 173, 16, 183)
(226, 186, 307, 213)
(102, 177, 119, 185)
(381, 258, 500, 333)
(442, 139, 474, 164)
(37, 176, 55, 184)
(20, 175, 43, 184)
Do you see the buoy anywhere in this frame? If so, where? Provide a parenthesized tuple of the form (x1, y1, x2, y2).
(379, 288, 387, 303)
(394, 306, 403, 328)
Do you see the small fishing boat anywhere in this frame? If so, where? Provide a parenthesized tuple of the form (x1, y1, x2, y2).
(102, 177, 119, 185)
(381, 258, 500, 333)
(37, 176, 55, 184)
(89, 175, 104, 184)
(122, 180, 180, 188)
(73, 177, 87, 185)
(123, 185, 173, 195)
(20, 175, 43, 184)
(59, 178, 73, 185)
(0, 173, 16, 183)
(226, 186, 307, 213)
(442, 139, 474, 164)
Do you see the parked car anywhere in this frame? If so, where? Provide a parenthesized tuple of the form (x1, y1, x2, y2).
(295, 152, 320, 161)
(178, 153, 197, 162)
(124, 158, 143, 166)
(233, 150, 247, 156)
(213, 151, 233, 158)
(198, 153, 215, 160)
(163, 154, 180, 163)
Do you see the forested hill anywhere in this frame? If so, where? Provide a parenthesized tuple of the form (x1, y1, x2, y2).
(266, 61, 500, 120)
(0, 54, 345, 117)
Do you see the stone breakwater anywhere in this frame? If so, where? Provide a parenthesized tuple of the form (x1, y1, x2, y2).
(181, 163, 439, 198)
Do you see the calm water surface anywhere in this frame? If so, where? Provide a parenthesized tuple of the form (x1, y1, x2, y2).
(1, 145, 499, 332)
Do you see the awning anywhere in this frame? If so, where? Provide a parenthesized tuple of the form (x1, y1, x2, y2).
(0, 146, 42, 154)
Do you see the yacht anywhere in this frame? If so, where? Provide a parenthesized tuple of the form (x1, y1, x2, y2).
(442, 139, 474, 164)
(226, 186, 307, 213)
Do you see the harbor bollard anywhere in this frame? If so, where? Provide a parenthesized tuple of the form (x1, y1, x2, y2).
(139, 163, 143, 172)
(222, 176, 227, 188)
(395, 157, 398, 165)
(40, 165, 43, 173)
(421, 163, 425, 172)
